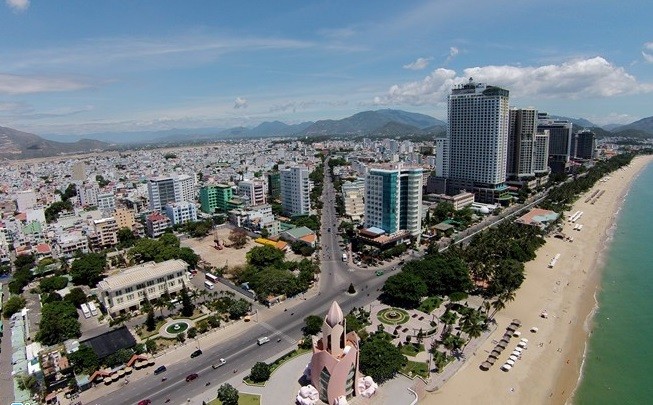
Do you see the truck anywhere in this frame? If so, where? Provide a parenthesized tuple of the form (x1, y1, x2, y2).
(342, 253, 347, 262)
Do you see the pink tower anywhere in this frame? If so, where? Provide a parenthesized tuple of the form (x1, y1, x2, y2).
(309, 301, 361, 404)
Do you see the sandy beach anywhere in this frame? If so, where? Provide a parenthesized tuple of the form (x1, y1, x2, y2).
(423, 155, 653, 405)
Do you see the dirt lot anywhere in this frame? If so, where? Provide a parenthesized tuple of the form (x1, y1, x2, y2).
(180, 227, 305, 271)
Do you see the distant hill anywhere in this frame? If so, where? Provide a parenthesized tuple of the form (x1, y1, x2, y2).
(614, 116, 653, 137)
(0, 126, 110, 160)
(549, 115, 597, 128)
(301, 109, 445, 136)
(602, 123, 622, 131)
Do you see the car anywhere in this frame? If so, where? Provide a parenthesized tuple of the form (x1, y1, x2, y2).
(212, 358, 227, 369)
(185, 373, 199, 382)
(190, 349, 203, 358)
(138, 400, 152, 405)
(257, 336, 270, 345)
(375, 271, 384, 276)
(153, 365, 167, 375)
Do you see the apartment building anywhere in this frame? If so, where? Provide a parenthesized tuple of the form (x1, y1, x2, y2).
(280, 166, 311, 217)
(164, 201, 198, 226)
(147, 174, 195, 212)
(97, 259, 190, 315)
(146, 212, 171, 238)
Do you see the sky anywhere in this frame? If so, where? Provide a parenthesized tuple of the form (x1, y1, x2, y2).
(1, 0, 652, 137)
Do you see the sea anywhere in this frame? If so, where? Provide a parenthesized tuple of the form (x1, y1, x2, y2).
(573, 161, 653, 404)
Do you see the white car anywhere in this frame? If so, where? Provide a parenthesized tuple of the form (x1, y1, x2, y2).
(212, 358, 227, 369)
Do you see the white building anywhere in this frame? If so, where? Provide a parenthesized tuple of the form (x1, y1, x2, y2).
(444, 79, 510, 203)
(78, 184, 99, 207)
(15, 190, 37, 212)
(342, 179, 366, 223)
(229, 204, 279, 236)
(534, 131, 550, 175)
(164, 201, 198, 226)
(147, 174, 195, 212)
(97, 259, 190, 315)
(280, 166, 311, 217)
(56, 231, 90, 257)
(89, 217, 118, 250)
(97, 192, 116, 211)
(507, 108, 537, 180)
(238, 179, 267, 206)
(364, 164, 423, 237)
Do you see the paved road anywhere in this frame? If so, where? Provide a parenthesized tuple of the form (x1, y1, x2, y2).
(98, 162, 391, 405)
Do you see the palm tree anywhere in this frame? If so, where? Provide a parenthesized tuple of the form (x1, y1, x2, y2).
(440, 310, 458, 336)
(461, 318, 485, 349)
(490, 297, 506, 319)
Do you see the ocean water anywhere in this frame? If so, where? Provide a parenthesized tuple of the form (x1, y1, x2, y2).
(574, 162, 653, 404)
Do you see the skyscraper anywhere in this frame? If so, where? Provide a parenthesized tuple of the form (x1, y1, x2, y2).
(280, 166, 311, 217)
(364, 164, 423, 237)
(533, 131, 550, 174)
(445, 79, 510, 202)
(147, 174, 195, 212)
(537, 113, 573, 173)
(507, 108, 537, 180)
(574, 129, 597, 160)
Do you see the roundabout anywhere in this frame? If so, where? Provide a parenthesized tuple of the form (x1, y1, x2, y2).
(377, 308, 410, 325)
(159, 319, 195, 338)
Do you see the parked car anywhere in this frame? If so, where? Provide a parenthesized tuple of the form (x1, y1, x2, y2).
(190, 349, 203, 358)
(138, 400, 152, 405)
(153, 365, 167, 375)
(185, 373, 199, 382)
(212, 358, 227, 369)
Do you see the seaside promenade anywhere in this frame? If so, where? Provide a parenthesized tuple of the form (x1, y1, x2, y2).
(422, 155, 653, 405)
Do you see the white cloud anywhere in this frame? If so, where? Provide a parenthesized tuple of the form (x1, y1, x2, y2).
(645, 42, 653, 50)
(374, 57, 653, 106)
(403, 57, 432, 71)
(443, 46, 459, 64)
(5, 0, 29, 12)
(588, 112, 637, 126)
(234, 97, 248, 109)
(642, 52, 653, 63)
(0, 73, 91, 94)
(269, 99, 348, 113)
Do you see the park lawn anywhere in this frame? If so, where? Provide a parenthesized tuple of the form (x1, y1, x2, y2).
(400, 343, 425, 357)
(418, 296, 442, 314)
(208, 393, 261, 405)
(269, 348, 311, 374)
(401, 360, 429, 379)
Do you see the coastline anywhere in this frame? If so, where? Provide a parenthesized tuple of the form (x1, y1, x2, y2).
(423, 154, 653, 405)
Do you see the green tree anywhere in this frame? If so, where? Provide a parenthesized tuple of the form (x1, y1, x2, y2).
(381, 272, 427, 309)
(159, 232, 180, 248)
(227, 299, 250, 320)
(180, 286, 195, 317)
(187, 327, 198, 339)
(36, 301, 81, 345)
(117, 227, 137, 248)
(15, 373, 39, 395)
(246, 245, 285, 269)
(64, 288, 88, 307)
(2, 295, 27, 319)
(217, 383, 239, 405)
(302, 315, 323, 335)
(70, 253, 107, 287)
(105, 348, 134, 367)
(145, 307, 156, 332)
(68, 344, 99, 374)
(250, 362, 271, 383)
(145, 339, 158, 354)
(39, 275, 69, 293)
(178, 247, 200, 269)
(359, 339, 406, 383)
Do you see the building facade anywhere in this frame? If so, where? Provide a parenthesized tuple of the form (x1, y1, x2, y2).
(533, 131, 551, 174)
(267, 171, 281, 200)
(89, 217, 118, 250)
(507, 108, 537, 180)
(146, 213, 171, 237)
(147, 174, 195, 212)
(537, 113, 573, 173)
(113, 207, 136, 231)
(238, 179, 267, 206)
(280, 166, 311, 217)
(364, 164, 423, 237)
(444, 79, 510, 203)
(341, 179, 366, 223)
(309, 301, 361, 404)
(164, 201, 198, 226)
(97, 259, 189, 315)
(574, 129, 596, 160)
(97, 192, 116, 211)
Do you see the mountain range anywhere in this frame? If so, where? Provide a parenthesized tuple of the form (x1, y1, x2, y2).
(2, 109, 652, 159)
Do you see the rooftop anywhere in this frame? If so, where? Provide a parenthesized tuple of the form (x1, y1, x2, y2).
(97, 259, 188, 291)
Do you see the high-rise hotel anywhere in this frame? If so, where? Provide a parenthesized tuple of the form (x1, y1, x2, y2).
(439, 79, 510, 203)
(364, 164, 423, 238)
(507, 108, 550, 182)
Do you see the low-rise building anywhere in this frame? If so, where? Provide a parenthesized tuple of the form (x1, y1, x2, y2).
(56, 231, 90, 257)
(164, 201, 198, 226)
(425, 191, 475, 211)
(146, 212, 171, 237)
(89, 217, 118, 250)
(97, 259, 189, 315)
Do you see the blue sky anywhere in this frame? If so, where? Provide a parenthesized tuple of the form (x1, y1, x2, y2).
(1, 0, 652, 137)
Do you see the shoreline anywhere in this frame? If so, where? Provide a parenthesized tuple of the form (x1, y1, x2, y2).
(424, 154, 653, 405)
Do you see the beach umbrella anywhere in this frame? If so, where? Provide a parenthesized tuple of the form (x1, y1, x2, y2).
(148, 359, 155, 366)
(497, 341, 507, 349)
(507, 324, 517, 332)
(111, 374, 120, 382)
(518, 341, 527, 348)
(500, 338, 510, 344)
(104, 379, 112, 385)
(501, 364, 512, 371)
(511, 351, 521, 357)
(490, 351, 501, 358)
(520, 338, 529, 343)
(530, 327, 539, 333)
(513, 331, 522, 337)
(118, 370, 125, 377)
(514, 347, 524, 353)
(503, 332, 513, 340)
(487, 357, 497, 365)
(506, 359, 515, 366)
(124, 367, 133, 374)
(512, 319, 522, 326)
(480, 361, 491, 371)
(509, 355, 519, 361)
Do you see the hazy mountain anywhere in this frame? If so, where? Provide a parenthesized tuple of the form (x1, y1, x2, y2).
(244, 121, 313, 137)
(614, 116, 653, 136)
(301, 109, 444, 135)
(602, 123, 623, 131)
(548, 115, 597, 128)
(0, 126, 110, 160)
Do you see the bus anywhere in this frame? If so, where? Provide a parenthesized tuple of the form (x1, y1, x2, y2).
(88, 301, 98, 316)
(81, 303, 91, 319)
(204, 281, 215, 290)
(205, 273, 219, 283)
